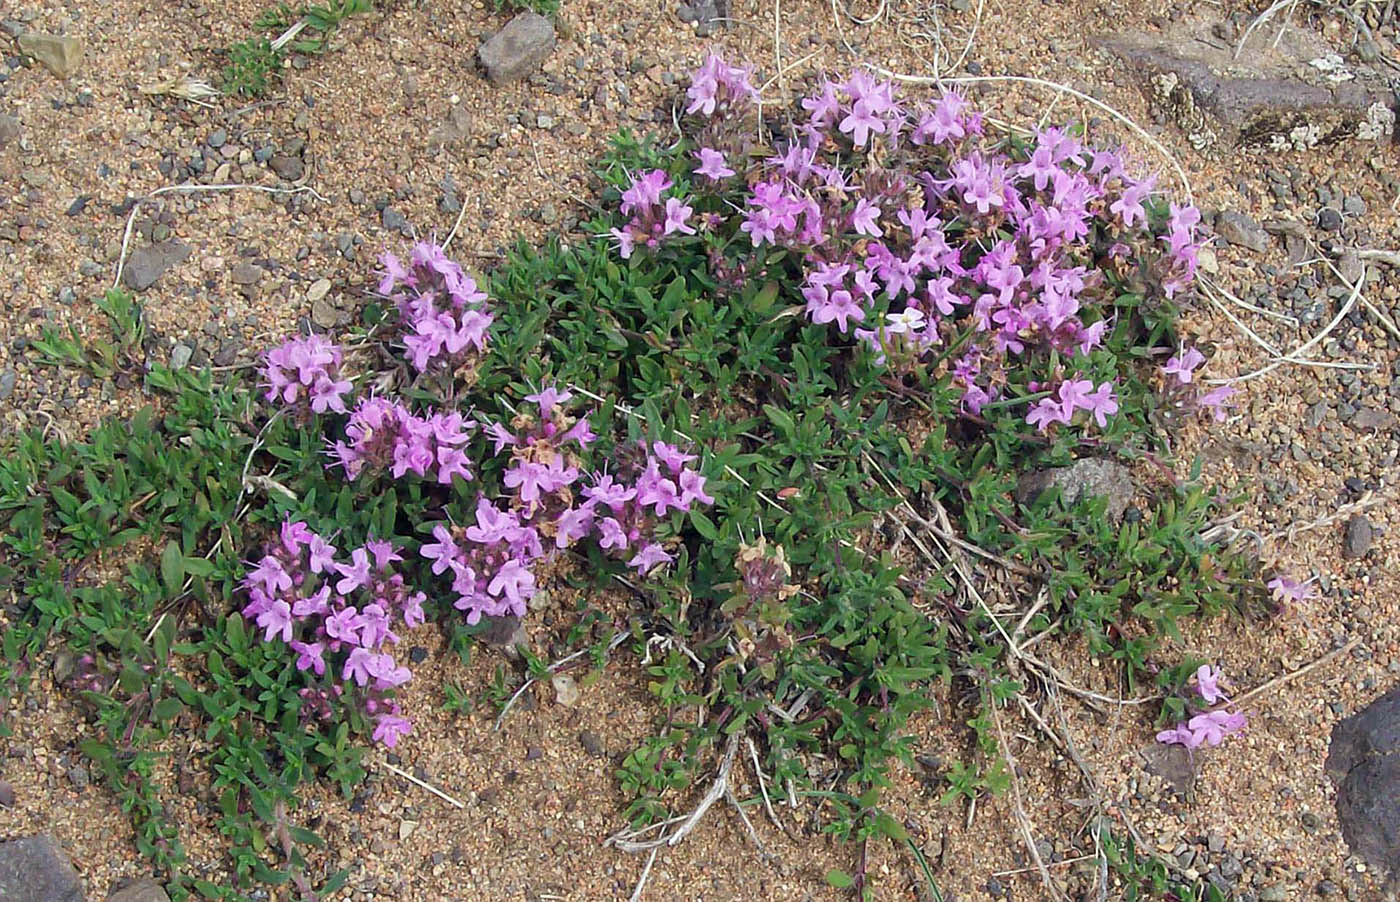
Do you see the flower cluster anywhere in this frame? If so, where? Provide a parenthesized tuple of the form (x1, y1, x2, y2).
(608, 170, 696, 260)
(241, 520, 424, 747)
(377, 241, 493, 373)
(419, 386, 716, 624)
(611, 56, 1224, 437)
(331, 397, 476, 485)
(1156, 664, 1248, 751)
(261, 334, 353, 415)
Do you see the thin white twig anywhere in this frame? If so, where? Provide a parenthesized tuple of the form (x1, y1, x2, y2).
(380, 760, 466, 808)
(628, 848, 659, 902)
(607, 735, 741, 852)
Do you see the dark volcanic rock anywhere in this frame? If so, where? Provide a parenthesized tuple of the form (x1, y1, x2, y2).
(0, 835, 84, 902)
(1326, 685, 1400, 883)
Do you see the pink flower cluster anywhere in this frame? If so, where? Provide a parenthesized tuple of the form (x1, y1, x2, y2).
(240, 520, 424, 747)
(1025, 377, 1119, 433)
(377, 241, 493, 372)
(628, 57, 1215, 435)
(419, 386, 715, 624)
(331, 397, 476, 485)
(1156, 664, 1248, 751)
(261, 334, 353, 415)
(608, 170, 696, 260)
(685, 53, 760, 119)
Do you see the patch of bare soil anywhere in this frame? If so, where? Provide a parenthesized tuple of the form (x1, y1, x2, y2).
(1, 0, 1398, 897)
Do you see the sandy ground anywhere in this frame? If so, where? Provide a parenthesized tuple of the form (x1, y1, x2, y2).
(2, 0, 1399, 897)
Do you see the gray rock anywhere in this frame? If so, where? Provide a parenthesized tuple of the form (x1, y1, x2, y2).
(1140, 742, 1197, 797)
(1096, 23, 1394, 150)
(0, 369, 15, 401)
(478, 13, 556, 87)
(479, 615, 529, 659)
(17, 32, 83, 79)
(268, 154, 304, 181)
(212, 341, 241, 367)
(381, 207, 409, 235)
(108, 878, 170, 902)
(1015, 458, 1135, 522)
(0, 114, 20, 148)
(230, 262, 262, 286)
(310, 297, 338, 329)
(1326, 684, 1400, 882)
(66, 764, 88, 790)
(124, 240, 191, 291)
(0, 835, 84, 902)
(1318, 207, 1343, 231)
(579, 731, 606, 757)
(0, 780, 14, 807)
(1215, 210, 1268, 253)
(169, 343, 192, 371)
(1342, 515, 1373, 560)
(678, 0, 727, 36)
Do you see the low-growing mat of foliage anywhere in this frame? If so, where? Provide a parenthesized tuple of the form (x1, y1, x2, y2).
(0, 54, 1275, 900)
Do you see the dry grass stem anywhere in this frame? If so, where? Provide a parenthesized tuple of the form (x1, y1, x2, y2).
(379, 759, 467, 808)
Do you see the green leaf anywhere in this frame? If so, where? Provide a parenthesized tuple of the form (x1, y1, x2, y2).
(874, 812, 909, 841)
(826, 869, 855, 889)
(160, 541, 184, 595)
(689, 509, 718, 541)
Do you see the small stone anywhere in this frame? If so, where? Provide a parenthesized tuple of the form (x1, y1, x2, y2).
(1342, 515, 1373, 560)
(1196, 246, 1218, 274)
(124, 240, 192, 291)
(310, 297, 338, 329)
(306, 278, 332, 303)
(107, 879, 171, 902)
(478, 13, 556, 86)
(212, 341, 241, 367)
(269, 154, 304, 181)
(1140, 742, 1197, 797)
(0, 114, 19, 148)
(1215, 210, 1268, 253)
(1342, 195, 1366, 217)
(551, 673, 579, 707)
(0, 835, 83, 902)
(408, 646, 428, 664)
(0, 781, 13, 807)
(231, 263, 262, 286)
(64, 195, 90, 217)
(579, 731, 606, 757)
(17, 32, 83, 79)
(208, 128, 227, 149)
(1317, 207, 1343, 231)
(1337, 251, 1364, 287)
(398, 820, 418, 840)
(66, 765, 88, 790)
(382, 207, 409, 234)
(1258, 885, 1287, 902)
(539, 202, 559, 225)
(479, 615, 529, 659)
(536, 113, 555, 129)
(169, 343, 193, 371)
(1015, 458, 1135, 522)
(0, 370, 15, 402)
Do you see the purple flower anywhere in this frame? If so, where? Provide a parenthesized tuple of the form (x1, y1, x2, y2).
(1198, 385, 1235, 422)
(663, 197, 696, 236)
(1164, 346, 1206, 384)
(694, 147, 736, 181)
(324, 607, 362, 645)
(597, 517, 628, 550)
(554, 506, 595, 549)
(256, 599, 294, 643)
(466, 499, 521, 545)
(851, 198, 883, 238)
(1155, 723, 1202, 749)
(1187, 709, 1247, 746)
(526, 385, 573, 412)
(652, 441, 697, 472)
(342, 646, 375, 687)
(1192, 664, 1227, 705)
(373, 714, 412, 748)
(246, 556, 293, 596)
(1026, 397, 1068, 433)
(335, 547, 373, 595)
(1267, 575, 1317, 605)
(487, 559, 535, 614)
(307, 535, 337, 574)
(628, 542, 674, 575)
(290, 640, 327, 676)
(1082, 382, 1119, 428)
(678, 469, 714, 507)
(422, 525, 462, 575)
